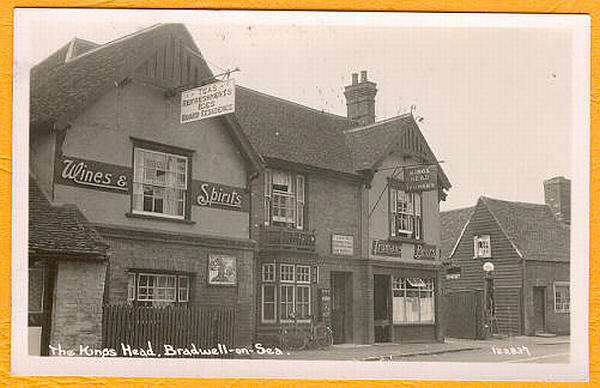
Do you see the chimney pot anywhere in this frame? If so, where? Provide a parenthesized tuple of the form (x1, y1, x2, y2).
(361, 70, 368, 82)
(352, 73, 358, 85)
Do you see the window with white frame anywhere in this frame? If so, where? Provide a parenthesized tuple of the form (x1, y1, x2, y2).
(554, 282, 570, 313)
(264, 170, 305, 229)
(473, 235, 492, 258)
(127, 272, 190, 306)
(390, 185, 422, 240)
(261, 263, 313, 323)
(392, 277, 435, 323)
(261, 263, 276, 322)
(133, 148, 188, 218)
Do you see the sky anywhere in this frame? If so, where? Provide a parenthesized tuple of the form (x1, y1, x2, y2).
(19, 10, 574, 211)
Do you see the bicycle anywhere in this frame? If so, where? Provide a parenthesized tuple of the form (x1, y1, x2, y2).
(278, 312, 307, 351)
(305, 314, 334, 350)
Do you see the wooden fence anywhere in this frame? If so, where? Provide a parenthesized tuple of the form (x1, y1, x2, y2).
(102, 304, 236, 357)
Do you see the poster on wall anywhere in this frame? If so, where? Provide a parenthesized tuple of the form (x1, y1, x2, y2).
(208, 254, 237, 285)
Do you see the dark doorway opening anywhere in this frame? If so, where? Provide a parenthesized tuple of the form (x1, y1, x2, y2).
(533, 287, 546, 333)
(373, 274, 391, 342)
(331, 272, 353, 344)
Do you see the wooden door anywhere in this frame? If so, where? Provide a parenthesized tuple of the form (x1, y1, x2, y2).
(533, 287, 546, 332)
(331, 273, 346, 344)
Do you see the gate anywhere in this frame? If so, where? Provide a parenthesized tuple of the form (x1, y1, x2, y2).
(102, 304, 236, 357)
(444, 290, 485, 339)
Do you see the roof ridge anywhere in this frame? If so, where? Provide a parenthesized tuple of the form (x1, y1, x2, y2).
(480, 195, 549, 208)
(342, 113, 412, 134)
(64, 23, 164, 64)
(236, 85, 351, 122)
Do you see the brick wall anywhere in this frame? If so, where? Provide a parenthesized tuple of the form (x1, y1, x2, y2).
(105, 235, 256, 345)
(50, 260, 107, 351)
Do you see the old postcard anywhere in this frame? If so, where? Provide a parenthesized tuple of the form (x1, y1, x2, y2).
(11, 9, 589, 380)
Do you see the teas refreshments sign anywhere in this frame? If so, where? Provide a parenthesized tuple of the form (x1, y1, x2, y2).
(404, 165, 437, 192)
(192, 180, 248, 212)
(414, 243, 440, 260)
(372, 239, 402, 257)
(181, 79, 235, 123)
(55, 155, 131, 194)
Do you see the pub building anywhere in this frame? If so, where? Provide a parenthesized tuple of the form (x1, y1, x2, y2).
(238, 70, 450, 344)
(440, 177, 570, 339)
(29, 24, 262, 350)
(29, 23, 452, 349)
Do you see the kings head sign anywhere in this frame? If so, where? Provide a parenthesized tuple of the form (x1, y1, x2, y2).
(181, 79, 235, 123)
(404, 165, 438, 193)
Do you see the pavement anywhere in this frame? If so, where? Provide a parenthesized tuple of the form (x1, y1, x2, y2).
(251, 335, 569, 362)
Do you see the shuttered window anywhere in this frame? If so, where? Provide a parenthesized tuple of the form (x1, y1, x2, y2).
(264, 169, 306, 229)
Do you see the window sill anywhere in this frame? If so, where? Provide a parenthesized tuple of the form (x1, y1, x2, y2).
(388, 236, 423, 245)
(125, 212, 196, 225)
(393, 322, 436, 326)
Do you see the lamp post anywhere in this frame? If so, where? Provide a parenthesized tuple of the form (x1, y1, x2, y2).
(483, 262, 496, 336)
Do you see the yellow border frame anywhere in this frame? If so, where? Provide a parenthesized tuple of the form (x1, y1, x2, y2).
(1, 1, 596, 386)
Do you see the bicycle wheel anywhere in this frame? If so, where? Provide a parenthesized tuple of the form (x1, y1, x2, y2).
(281, 327, 307, 351)
(314, 326, 334, 349)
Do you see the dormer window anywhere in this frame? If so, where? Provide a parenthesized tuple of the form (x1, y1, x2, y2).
(264, 169, 305, 229)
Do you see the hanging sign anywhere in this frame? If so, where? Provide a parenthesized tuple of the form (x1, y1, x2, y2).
(181, 79, 235, 123)
(413, 243, 440, 260)
(372, 239, 402, 257)
(404, 165, 438, 192)
(54, 155, 131, 194)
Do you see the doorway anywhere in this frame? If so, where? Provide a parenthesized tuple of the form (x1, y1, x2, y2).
(373, 274, 391, 342)
(331, 272, 352, 344)
(533, 287, 546, 333)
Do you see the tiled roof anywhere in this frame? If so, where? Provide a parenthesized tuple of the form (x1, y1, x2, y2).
(481, 197, 570, 262)
(234, 86, 357, 174)
(30, 23, 449, 179)
(440, 206, 475, 261)
(30, 23, 208, 127)
(29, 178, 109, 257)
(344, 115, 406, 171)
(344, 114, 451, 188)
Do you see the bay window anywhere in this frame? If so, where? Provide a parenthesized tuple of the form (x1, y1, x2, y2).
(127, 272, 190, 306)
(132, 147, 188, 219)
(261, 263, 312, 323)
(389, 184, 422, 240)
(264, 170, 305, 229)
(392, 277, 435, 323)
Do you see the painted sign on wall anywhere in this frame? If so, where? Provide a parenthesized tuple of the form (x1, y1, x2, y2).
(372, 239, 402, 257)
(55, 155, 131, 193)
(331, 234, 354, 256)
(414, 243, 440, 260)
(404, 165, 438, 192)
(192, 180, 248, 212)
(181, 79, 235, 123)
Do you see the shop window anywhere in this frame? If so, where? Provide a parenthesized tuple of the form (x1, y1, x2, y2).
(473, 235, 491, 258)
(264, 169, 305, 229)
(554, 282, 570, 313)
(127, 272, 190, 306)
(261, 263, 313, 323)
(132, 147, 188, 219)
(389, 184, 422, 240)
(392, 277, 435, 323)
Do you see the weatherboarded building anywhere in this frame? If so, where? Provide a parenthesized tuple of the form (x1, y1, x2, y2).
(441, 178, 570, 339)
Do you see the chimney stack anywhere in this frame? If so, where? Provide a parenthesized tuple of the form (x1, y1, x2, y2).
(544, 176, 571, 224)
(344, 70, 377, 126)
